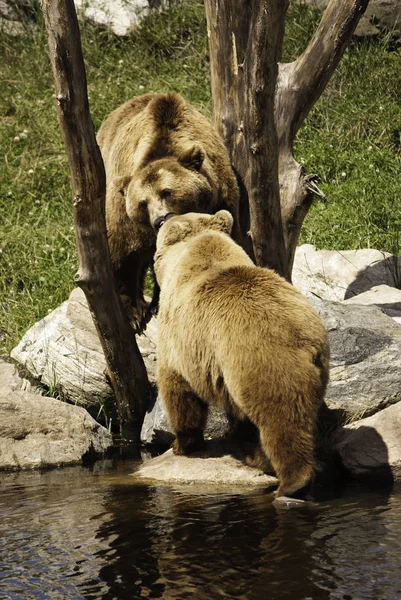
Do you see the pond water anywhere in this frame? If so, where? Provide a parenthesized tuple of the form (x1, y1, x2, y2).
(1, 456, 401, 600)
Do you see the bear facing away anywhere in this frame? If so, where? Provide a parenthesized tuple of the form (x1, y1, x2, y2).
(97, 92, 240, 330)
(154, 211, 330, 498)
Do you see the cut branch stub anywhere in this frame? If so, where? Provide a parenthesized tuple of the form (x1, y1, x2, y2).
(41, 0, 149, 443)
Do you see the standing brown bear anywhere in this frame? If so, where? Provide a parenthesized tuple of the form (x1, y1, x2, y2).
(154, 211, 330, 498)
(97, 92, 240, 330)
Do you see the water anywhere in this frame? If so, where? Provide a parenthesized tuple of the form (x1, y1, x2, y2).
(1, 457, 401, 600)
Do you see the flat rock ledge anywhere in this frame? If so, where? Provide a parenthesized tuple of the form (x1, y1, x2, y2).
(0, 358, 113, 470)
(134, 442, 278, 491)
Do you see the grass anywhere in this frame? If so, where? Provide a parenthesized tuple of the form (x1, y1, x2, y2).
(0, 1, 400, 354)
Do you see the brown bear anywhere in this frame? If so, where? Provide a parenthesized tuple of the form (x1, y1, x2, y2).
(154, 211, 330, 498)
(97, 92, 241, 330)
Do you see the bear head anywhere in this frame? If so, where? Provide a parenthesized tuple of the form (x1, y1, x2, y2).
(154, 210, 234, 286)
(117, 145, 214, 230)
(157, 210, 234, 247)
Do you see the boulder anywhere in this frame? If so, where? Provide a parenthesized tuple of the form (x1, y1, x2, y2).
(0, 355, 42, 394)
(135, 441, 278, 490)
(0, 0, 37, 35)
(0, 0, 168, 37)
(292, 245, 401, 303)
(342, 284, 401, 322)
(0, 386, 113, 470)
(11, 287, 158, 410)
(313, 298, 401, 421)
(333, 402, 401, 479)
(10, 249, 401, 438)
(74, 0, 161, 36)
(296, 0, 401, 39)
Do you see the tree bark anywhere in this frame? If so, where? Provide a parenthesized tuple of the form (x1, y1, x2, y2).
(41, 0, 149, 443)
(205, 0, 290, 280)
(205, 0, 370, 279)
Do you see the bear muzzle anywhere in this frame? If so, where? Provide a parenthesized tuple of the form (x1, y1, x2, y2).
(153, 212, 177, 230)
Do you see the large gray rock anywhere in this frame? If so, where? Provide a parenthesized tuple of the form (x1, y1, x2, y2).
(0, 356, 42, 394)
(0, 0, 37, 35)
(342, 284, 401, 323)
(0, 386, 113, 470)
(297, 0, 401, 39)
(74, 0, 163, 36)
(135, 442, 278, 490)
(314, 299, 401, 421)
(10, 248, 401, 439)
(0, 0, 168, 37)
(11, 287, 158, 410)
(333, 402, 401, 479)
(293, 245, 401, 303)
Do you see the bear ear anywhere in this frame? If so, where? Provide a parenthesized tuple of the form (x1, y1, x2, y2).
(114, 176, 132, 196)
(179, 145, 205, 171)
(210, 210, 234, 236)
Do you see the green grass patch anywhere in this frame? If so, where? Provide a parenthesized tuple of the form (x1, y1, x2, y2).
(1, 1, 400, 353)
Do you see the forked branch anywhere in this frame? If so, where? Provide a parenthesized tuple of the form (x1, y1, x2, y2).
(277, 0, 370, 145)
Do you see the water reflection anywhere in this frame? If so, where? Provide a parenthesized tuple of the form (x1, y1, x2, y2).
(0, 459, 400, 600)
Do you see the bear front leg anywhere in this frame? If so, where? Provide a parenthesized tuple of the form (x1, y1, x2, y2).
(158, 366, 208, 455)
(117, 254, 151, 333)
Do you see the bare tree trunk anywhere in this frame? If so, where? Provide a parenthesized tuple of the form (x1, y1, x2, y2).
(205, 0, 290, 279)
(205, 0, 370, 279)
(41, 0, 149, 443)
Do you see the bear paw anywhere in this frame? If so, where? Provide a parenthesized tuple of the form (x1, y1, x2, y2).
(125, 298, 153, 334)
(172, 429, 206, 455)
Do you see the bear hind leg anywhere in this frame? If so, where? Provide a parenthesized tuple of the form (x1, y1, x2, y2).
(254, 397, 317, 498)
(158, 367, 208, 455)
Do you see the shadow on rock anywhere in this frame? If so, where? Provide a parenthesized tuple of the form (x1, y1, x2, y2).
(345, 255, 400, 300)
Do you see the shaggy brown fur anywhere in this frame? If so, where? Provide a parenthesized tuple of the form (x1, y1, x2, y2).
(154, 211, 330, 498)
(97, 92, 240, 330)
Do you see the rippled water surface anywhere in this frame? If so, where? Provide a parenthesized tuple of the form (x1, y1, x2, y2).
(1, 457, 401, 600)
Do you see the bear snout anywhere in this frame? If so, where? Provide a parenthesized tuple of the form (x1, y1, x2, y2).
(153, 212, 177, 230)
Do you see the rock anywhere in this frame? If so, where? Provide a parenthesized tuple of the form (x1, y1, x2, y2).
(292, 244, 401, 303)
(296, 0, 401, 39)
(1, 0, 168, 37)
(0, 0, 38, 35)
(342, 284, 401, 321)
(333, 402, 401, 479)
(141, 393, 230, 446)
(10, 249, 401, 435)
(0, 356, 42, 394)
(312, 298, 401, 422)
(74, 0, 159, 36)
(0, 387, 113, 470)
(134, 441, 278, 490)
(11, 287, 158, 410)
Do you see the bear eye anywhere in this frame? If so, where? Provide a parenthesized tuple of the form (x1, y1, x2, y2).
(160, 189, 172, 201)
(138, 200, 147, 210)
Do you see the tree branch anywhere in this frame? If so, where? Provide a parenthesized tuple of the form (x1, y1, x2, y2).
(277, 0, 370, 145)
(41, 0, 149, 443)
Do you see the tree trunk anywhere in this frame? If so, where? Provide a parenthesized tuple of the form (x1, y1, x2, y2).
(41, 0, 149, 443)
(205, 0, 370, 280)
